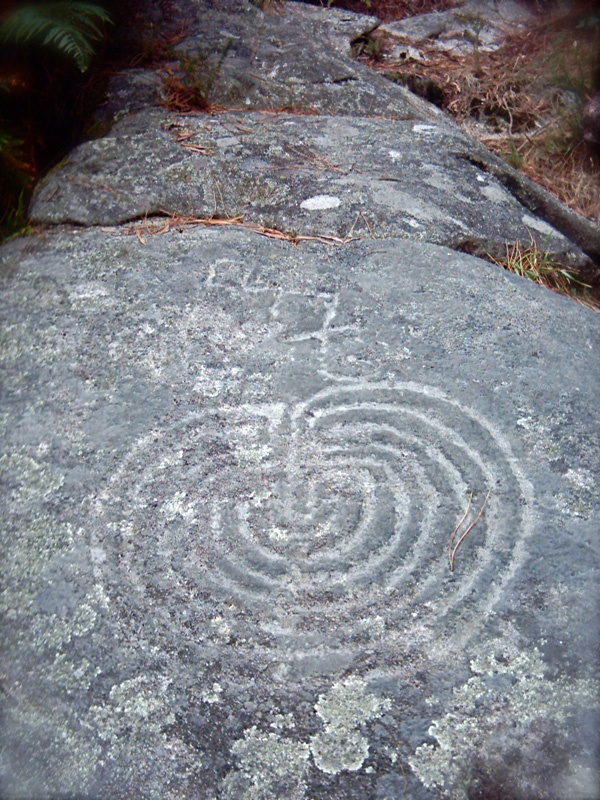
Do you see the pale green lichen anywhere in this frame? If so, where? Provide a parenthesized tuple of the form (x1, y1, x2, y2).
(357, 614, 387, 638)
(0, 452, 64, 502)
(0, 322, 65, 365)
(310, 727, 370, 774)
(45, 653, 96, 694)
(515, 412, 562, 460)
(236, 443, 272, 464)
(0, 323, 33, 363)
(160, 489, 197, 522)
(40, 601, 98, 648)
(201, 681, 223, 704)
(515, 411, 595, 518)
(310, 677, 391, 774)
(270, 712, 296, 731)
(84, 673, 202, 794)
(556, 468, 595, 518)
(0, 698, 101, 798)
(410, 644, 600, 799)
(210, 614, 233, 640)
(565, 468, 595, 492)
(221, 726, 310, 800)
(0, 514, 79, 660)
(1, 515, 74, 600)
(89, 674, 175, 745)
(222, 678, 391, 797)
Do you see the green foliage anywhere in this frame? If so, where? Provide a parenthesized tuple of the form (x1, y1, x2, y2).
(504, 138, 524, 169)
(0, 189, 33, 241)
(0, 126, 33, 239)
(0, 1, 113, 240)
(0, 131, 29, 188)
(0, 2, 112, 73)
(363, 37, 381, 58)
(163, 39, 232, 111)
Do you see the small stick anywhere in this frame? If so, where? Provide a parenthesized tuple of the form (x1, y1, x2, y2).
(449, 489, 491, 572)
(359, 211, 373, 233)
(181, 143, 214, 154)
(211, 178, 227, 216)
(126, 211, 358, 246)
(174, 130, 195, 142)
(347, 212, 361, 237)
(448, 491, 472, 567)
(347, 211, 371, 237)
(286, 145, 346, 173)
(399, 759, 408, 795)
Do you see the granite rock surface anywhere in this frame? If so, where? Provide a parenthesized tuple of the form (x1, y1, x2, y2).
(1, 1, 599, 798)
(31, 108, 583, 268)
(380, 0, 532, 57)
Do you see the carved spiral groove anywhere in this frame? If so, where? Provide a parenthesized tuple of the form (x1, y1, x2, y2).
(97, 383, 533, 645)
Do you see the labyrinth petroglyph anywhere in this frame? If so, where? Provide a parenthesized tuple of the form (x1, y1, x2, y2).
(95, 382, 534, 651)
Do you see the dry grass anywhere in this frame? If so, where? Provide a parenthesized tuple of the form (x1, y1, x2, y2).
(362, 4, 600, 226)
(489, 232, 600, 310)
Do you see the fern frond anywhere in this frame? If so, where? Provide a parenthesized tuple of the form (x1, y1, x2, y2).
(0, 2, 112, 72)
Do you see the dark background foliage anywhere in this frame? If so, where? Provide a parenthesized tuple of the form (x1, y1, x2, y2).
(0, 0, 138, 237)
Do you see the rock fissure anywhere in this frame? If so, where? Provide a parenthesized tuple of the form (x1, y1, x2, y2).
(454, 150, 600, 271)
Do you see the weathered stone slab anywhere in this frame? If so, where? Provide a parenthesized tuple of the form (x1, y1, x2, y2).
(3, 0, 600, 796)
(1, 227, 598, 799)
(90, 0, 446, 130)
(163, 0, 445, 120)
(27, 0, 600, 273)
(30, 109, 583, 265)
(381, 0, 532, 56)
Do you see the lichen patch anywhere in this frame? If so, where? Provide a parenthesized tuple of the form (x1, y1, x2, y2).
(310, 677, 391, 774)
(410, 644, 600, 799)
(222, 726, 310, 800)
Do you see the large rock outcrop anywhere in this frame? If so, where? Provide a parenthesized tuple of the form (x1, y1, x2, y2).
(1, 1, 599, 798)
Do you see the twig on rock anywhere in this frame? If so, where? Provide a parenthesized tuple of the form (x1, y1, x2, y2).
(449, 489, 491, 571)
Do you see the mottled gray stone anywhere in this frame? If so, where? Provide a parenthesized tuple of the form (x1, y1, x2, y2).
(1, 0, 600, 798)
(1, 227, 599, 799)
(382, 0, 532, 55)
(167, 0, 442, 120)
(92, 69, 166, 127)
(27, 0, 600, 272)
(30, 109, 589, 269)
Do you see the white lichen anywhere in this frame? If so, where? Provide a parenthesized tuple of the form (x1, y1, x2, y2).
(222, 678, 392, 796)
(0, 452, 64, 502)
(410, 645, 600, 799)
(309, 678, 391, 774)
(221, 727, 310, 800)
(160, 489, 197, 522)
(201, 682, 223, 704)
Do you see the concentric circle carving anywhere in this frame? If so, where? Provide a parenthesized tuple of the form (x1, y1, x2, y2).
(95, 383, 533, 648)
